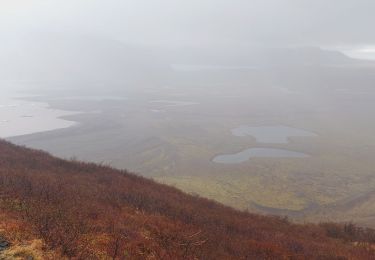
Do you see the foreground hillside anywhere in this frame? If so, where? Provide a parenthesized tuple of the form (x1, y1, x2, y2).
(0, 141, 375, 259)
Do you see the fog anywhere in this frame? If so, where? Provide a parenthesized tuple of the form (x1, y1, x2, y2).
(2, 0, 375, 47)
(1, 0, 375, 84)
(2, 1, 375, 226)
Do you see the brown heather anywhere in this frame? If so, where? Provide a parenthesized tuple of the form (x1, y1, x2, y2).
(0, 140, 375, 259)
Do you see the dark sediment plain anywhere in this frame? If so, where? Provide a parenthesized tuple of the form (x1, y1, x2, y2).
(213, 148, 309, 164)
(6, 63, 375, 227)
(231, 125, 317, 143)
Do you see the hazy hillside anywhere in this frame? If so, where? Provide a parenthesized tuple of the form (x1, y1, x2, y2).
(1, 140, 375, 259)
(161, 46, 357, 68)
(3, 1, 375, 259)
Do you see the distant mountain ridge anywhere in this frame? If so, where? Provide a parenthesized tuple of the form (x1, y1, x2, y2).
(0, 33, 363, 85)
(160, 46, 359, 68)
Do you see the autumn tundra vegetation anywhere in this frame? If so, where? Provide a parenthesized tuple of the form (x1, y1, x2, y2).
(0, 140, 375, 259)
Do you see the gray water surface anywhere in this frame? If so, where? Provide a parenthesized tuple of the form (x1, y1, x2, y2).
(0, 94, 79, 138)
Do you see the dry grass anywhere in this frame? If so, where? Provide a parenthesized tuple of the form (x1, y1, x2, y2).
(1, 140, 375, 259)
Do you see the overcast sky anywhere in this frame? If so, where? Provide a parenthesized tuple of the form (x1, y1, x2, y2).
(1, 1, 375, 56)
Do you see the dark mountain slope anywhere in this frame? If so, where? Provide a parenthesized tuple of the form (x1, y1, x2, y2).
(0, 140, 374, 259)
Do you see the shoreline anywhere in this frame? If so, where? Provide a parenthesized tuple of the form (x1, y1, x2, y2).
(0, 93, 80, 139)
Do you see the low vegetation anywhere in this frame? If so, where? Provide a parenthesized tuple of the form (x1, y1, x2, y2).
(0, 140, 375, 259)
